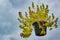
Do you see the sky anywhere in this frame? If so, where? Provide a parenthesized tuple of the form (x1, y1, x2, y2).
(0, 0, 60, 40)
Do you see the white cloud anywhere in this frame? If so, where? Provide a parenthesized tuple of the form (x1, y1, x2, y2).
(0, 0, 5, 5)
(0, 30, 21, 40)
(0, 0, 60, 40)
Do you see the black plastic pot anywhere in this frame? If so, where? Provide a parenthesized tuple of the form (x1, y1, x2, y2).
(32, 21, 47, 36)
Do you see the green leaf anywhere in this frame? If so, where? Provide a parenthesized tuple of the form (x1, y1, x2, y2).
(22, 27, 32, 38)
(46, 5, 48, 9)
(54, 18, 58, 23)
(28, 6, 31, 10)
(19, 25, 24, 29)
(49, 28, 53, 30)
(45, 22, 53, 27)
(25, 12, 28, 18)
(19, 12, 23, 18)
(54, 23, 58, 28)
(18, 18, 21, 22)
(52, 13, 55, 20)
(42, 3, 44, 9)
(32, 2, 34, 9)
(37, 5, 39, 11)
(40, 6, 42, 9)
(48, 16, 51, 20)
(40, 29, 46, 34)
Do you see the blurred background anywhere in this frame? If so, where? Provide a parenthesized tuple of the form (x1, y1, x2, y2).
(0, 0, 60, 40)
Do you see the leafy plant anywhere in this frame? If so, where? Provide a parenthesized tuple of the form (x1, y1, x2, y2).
(18, 2, 58, 38)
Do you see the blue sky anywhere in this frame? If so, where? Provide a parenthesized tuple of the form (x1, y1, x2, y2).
(0, 0, 60, 40)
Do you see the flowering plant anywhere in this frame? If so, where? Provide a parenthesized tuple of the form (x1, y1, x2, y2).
(18, 2, 58, 38)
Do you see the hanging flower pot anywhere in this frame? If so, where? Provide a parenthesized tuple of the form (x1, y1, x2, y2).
(18, 2, 58, 38)
(33, 21, 47, 36)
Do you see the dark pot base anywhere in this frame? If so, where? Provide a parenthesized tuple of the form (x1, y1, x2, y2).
(33, 22, 47, 36)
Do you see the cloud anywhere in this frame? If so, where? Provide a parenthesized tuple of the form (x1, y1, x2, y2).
(0, 0, 5, 5)
(0, 0, 60, 40)
(0, 0, 19, 35)
(0, 0, 22, 40)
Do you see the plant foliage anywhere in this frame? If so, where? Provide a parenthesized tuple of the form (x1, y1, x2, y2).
(18, 2, 58, 38)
